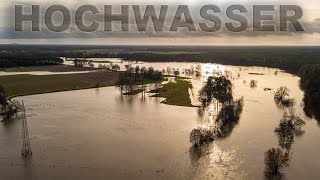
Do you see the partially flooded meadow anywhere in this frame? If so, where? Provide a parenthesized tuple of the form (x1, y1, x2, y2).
(1, 61, 319, 179)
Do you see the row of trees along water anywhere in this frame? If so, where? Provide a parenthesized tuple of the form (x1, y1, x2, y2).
(73, 59, 122, 71)
(115, 65, 163, 95)
(258, 85, 305, 178)
(262, 64, 320, 178)
(72, 59, 202, 77)
(0, 54, 63, 68)
(264, 64, 320, 179)
(186, 70, 307, 179)
(189, 74, 245, 158)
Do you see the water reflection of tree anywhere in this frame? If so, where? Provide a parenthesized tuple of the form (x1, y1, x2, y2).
(274, 99, 295, 110)
(190, 98, 244, 155)
(198, 76, 233, 107)
(188, 143, 214, 180)
(190, 75, 244, 158)
(196, 102, 218, 124)
(274, 110, 305, 152)
(264, 110, 305, 179)
(190, 128, 215, 149)
(264, 148, 289, 179)
(274, 86, 295, 110)
(140, 93, 146, 103)
(189, 142, 213, 163)
(214, 97, 244, 138)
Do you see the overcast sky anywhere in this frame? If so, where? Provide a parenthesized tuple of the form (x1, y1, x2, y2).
(0, 0, 319, 45)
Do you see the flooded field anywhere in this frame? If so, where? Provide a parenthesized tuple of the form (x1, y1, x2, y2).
(1, 61, 319, 179)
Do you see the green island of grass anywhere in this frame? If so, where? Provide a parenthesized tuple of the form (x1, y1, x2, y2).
(151, 78, 193, 107)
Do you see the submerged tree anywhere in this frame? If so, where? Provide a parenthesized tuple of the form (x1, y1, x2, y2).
(214, 97, 244, 138)
(115, 73, 127, 94)
(274, 86, 290, 102)
(190, 127, 214, 149)
(250, 80, 257, 88)
(111, 64, 120, 71)
(73, 59, 93, 67)
(264, 148, 289, 179)
(116, 66, 163, 95)
(274, 110, 305, 151)
(274, 86, 294, 108)
(199, 76, 233, 107)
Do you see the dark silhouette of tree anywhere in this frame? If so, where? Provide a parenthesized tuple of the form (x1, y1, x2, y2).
(111, 64, 120, 71)
(190, 127, 214, 149)
(134, 66, 140, 80)
(299, 65, 320, 122)
(190, 96, 244, 155)
(274, 86, 290, 102)
(303, 94, 320, 123)
(214, 97, 244, 138)
(274, 86, 294, 108)
(274, 110, 305, 151)
(264, 148, 289, 179)
(124, 64, 130, 70)
(199, 76, 233, 107)
(250, 80, 257, 88)
(116, 66, 163, 95)
(174, 70, 180, 76)
(73, 59, 93, 67)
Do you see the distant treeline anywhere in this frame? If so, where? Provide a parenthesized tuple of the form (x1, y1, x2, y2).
(61, 52, 305, 73)
(2, 45, 320, 73)
(55, 47, 320, 74)
(119, 53, 305, 73)
(0, 53, 63, 68)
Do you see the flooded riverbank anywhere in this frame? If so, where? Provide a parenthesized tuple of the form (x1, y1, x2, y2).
(0, 62, 319, 179)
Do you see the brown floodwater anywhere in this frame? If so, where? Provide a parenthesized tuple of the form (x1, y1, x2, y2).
(1, 61, 320, 179)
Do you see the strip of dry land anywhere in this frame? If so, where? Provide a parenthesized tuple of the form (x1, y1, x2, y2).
(1, 65, 97, 72)
(0, 71, 120, 98)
